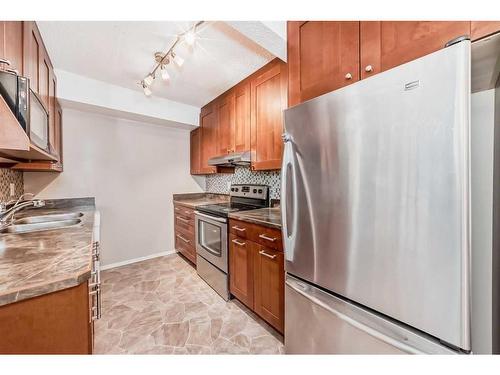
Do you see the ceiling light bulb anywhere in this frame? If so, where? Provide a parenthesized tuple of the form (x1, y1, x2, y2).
(160, 65, 170, 81)
(142, 83, 152, 97)
(173, 52, 184, 67)
(144, 74, 154, 86)
(184, 30, 196, 46)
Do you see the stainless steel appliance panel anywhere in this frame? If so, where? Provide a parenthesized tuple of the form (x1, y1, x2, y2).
(195, 212, 228, 273)
(285, 275, 457, 354)
(196, 254, 229, 300)
(282, 41, 471, 350)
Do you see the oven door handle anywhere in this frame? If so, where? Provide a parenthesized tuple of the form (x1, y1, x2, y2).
(195, 211, 227, 223)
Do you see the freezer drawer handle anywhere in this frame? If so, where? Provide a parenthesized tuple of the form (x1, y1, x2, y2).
(259, 234, 277, 242)
(176, 234, 190, 243)
(232, 225, 246, 232)
(259, 250, 277, 259)
(232, 239, 246, 246)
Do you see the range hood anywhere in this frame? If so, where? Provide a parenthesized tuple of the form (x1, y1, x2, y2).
(208, 151, 251, 166)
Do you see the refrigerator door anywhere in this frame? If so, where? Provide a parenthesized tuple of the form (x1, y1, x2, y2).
(282, 41, 471, 350)
(285, 275, 457, 354)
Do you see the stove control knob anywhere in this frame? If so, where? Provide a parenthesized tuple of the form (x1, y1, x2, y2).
(231, 188, 234, 192)
(258, 189, 263, 194)
(235, 188, 239, 192)
(253, 189, 257, 193)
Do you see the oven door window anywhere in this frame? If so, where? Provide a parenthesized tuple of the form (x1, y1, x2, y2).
(199, 220, 222, 257)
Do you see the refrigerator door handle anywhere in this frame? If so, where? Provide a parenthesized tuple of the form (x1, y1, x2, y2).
(281, 133, 299, 261)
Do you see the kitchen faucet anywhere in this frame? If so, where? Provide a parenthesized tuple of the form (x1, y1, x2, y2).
(0, 193, 45, 231)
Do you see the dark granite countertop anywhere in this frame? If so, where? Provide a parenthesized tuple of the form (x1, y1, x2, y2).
(229, 207, 282, 230)
(0, 198, 97, 306)
(173, 192, 229, 208)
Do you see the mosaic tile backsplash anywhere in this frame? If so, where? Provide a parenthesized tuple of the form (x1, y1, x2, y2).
(0, 169, 23, 202)
(205, 166, 281, 199)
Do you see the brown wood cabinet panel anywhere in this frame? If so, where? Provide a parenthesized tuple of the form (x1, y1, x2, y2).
(230, 219, 282, 251)
(0, 282, 92, 354)
(175, 229, 196, 264)
(49, 71, 57, 156)
(253, 243, 284, 333)
(250, 60, 287, 171)
(0, 21, 24, 74)
(200, 102, 217, 174)
(471, 21, 500, 41)
(54, 100, 63, 166)
(23, 22, 41, 93)
(217, 92, 235, 156)
(229, 234, 254, 309)
(234, 83, 251, 153)
(360, 21, 471, 79)
(288, 21, 360, 107)
(39, 52, 50, 111)
(190, 127, 202, 175)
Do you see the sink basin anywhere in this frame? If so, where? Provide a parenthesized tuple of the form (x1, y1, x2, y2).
(0, 219, 82, 234)
(14, 212, 83, 224)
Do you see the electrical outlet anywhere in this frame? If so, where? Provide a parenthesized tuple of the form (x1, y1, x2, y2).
(9, 183, 15, 197)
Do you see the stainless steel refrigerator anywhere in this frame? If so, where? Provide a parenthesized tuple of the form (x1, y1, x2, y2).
(281, 40, 472, 354)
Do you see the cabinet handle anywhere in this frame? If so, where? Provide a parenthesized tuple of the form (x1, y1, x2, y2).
(176, 234, 190, 243)
(184, 210, 191, 215)
(365, 65, 373, 72)
(345, 72, 352, 80)
(232, 225, 246, 232)
(176, 216, 189, 223)
(175, 207, 181, 211)
(232, 238, 246, 246)
(0, 58, 11, 66)
(259, 250, 277, 259)
(259, 233, 277, 242)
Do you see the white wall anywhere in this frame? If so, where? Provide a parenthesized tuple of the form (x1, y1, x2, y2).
(24, 108, 205, 267)
(471, 89, 496, 354)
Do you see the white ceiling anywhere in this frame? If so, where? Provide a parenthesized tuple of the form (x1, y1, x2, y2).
(37, 21, 281, 107)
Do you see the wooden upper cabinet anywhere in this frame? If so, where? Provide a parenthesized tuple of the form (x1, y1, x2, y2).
(0, 21, 24, 74)
(200, 102, 217, 174)
(190, 127, 201, 175)
(360, 21, 471, 79)
(253, 243, 284, 334)
(54, 101, 63, 166)
(250, 60, 287, 171)
(233, 82, 251, 153)
(288, 21, 360, 107)
(471, 21, 500, 41)
(49, 71, 57, 156)
(23, 22, 42, 94)
(216, 92, 235, 156)
(229, 234, 254, 309)
(39, 50, 51, 111)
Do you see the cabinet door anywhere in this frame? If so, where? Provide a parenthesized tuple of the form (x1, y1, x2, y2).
(200, 102, 217, 174)
(23, 22, 42, 94)
(471, 21, 500, 41)
(250, 60, 287, 171)
(288, 21, 360, 107)
(360, 21, 471, 79)
(229, 234, 254, 309)
(39, 50, 51, 111)
(234, 83, 250, 153)
(216, 92, 235, 156)
(54, 100, 63, 166)
(49, 71, 57, 156)
(253, 244, 284, 333)
(190, 127, 201, 175)
(0, 21, 24, 74)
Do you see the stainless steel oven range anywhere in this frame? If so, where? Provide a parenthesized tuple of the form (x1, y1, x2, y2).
(195, 184, 270, 300)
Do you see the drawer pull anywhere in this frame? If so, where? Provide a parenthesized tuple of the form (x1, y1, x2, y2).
(232, 225, 246, 232)
(259, 234, 277, 242)
(184, 210, 192, 215)
(232, 239, 246, 246)
(259, 250, 277, 259)
(176, 234, 190, 243)
(175, 207, 180, 211)
(176, 216, 189, 223)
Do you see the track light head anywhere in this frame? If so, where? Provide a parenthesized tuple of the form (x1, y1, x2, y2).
(143, 74, 154, 86)
(160, 65, 170, 81)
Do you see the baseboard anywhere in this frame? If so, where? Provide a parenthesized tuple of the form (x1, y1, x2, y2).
(101, 250, 177, 270)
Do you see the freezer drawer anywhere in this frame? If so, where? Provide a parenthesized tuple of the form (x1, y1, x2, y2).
(285, 275, 457, 354)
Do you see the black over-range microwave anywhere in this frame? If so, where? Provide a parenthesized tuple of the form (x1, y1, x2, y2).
(0, 69, 50, 152)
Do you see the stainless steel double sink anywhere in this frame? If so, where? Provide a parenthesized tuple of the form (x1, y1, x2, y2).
(0, 212, 83, 234)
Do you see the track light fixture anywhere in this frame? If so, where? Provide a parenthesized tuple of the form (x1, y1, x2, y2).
(139, 21, 204, 97)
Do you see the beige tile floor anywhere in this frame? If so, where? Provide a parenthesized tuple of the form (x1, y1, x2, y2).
(94, 253, 284, 354)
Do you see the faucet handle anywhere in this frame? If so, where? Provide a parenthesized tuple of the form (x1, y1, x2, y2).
(33, 200, 45, 208)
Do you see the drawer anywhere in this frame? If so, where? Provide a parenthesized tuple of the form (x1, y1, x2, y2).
(175, 229, 196, 264)
(174, 204, 195, 219)
(229, 219, 282, 251)
(229, 219, 254, 239)
(175, 214, 194, 232)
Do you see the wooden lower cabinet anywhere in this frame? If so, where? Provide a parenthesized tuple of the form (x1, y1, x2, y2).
(173, 204, 197, 265)
(229, 234, 254, 309)
(253, 244, 284, 334)
(229, 219, 284, 334)
(0, 282, 93, 354)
